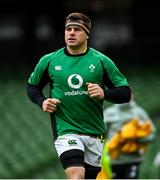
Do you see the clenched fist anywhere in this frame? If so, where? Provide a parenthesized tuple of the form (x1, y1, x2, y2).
(86, 82, 104, 100)
(42, 98, 61, 113)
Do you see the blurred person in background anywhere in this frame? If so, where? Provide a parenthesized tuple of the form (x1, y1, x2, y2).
(103, 98, 157, 179)
(26, 12, 131, 179)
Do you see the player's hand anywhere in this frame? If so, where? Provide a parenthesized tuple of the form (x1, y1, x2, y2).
(42, 98, 61, 113)
(86, 82, 104, 100)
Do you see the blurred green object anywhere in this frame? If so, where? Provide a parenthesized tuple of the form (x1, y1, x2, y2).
(0, 67, 159, 178)
(100, 141, 112, 179)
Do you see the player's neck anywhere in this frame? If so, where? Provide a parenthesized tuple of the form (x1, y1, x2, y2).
(67, 44, 88, 55)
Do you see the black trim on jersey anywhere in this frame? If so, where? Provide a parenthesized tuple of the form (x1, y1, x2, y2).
(26, 64, 51, 108)
(50, 113, 58, 141)
(64, 47, 89, 56)
(102, 62, 116, 89)
(100, 60, 131, 103)
(60, 149, 84, 169)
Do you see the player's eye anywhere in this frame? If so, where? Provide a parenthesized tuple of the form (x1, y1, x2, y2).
(65, 27, 72, 31)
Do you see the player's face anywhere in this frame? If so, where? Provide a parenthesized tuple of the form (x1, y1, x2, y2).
(65, 26, 88, 48)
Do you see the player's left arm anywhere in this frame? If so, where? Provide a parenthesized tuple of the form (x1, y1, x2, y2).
(86, 82, 131, 103)
(101, 57, 132, 103)
(103, 85, 131, 103)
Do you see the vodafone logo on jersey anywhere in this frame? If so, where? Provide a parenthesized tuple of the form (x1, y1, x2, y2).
(67, 74, 83, 89)
(65, 74, 88, 96)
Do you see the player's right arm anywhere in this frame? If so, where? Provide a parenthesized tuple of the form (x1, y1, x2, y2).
(26, 55, 52, 109)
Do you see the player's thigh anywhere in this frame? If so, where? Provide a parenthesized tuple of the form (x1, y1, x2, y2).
(54, 134, 85, 169)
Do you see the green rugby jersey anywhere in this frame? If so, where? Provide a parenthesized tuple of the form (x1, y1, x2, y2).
(28, 47, 129, 137)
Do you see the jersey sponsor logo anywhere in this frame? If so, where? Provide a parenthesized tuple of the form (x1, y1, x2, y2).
(65, 74, 88, 96)
(64, 90, 88, 96)
(67, 74, 83, 89)
(68, 139, 77, 145)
